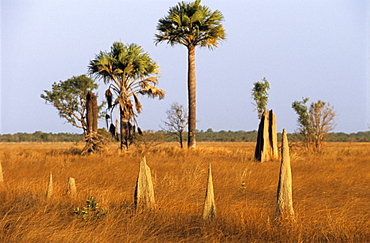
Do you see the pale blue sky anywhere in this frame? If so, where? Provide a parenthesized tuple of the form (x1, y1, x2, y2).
(1, 0, 369, 134)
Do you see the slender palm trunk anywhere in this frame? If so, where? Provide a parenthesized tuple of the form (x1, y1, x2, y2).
(187, 46, 196, 149)
(179, 131, 183, 148)
(120, 109, 125, 150)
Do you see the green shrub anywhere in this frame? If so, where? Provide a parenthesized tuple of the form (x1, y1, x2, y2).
(74, 197, 108, 221)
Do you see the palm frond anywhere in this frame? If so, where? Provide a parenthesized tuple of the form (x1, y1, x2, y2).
(139, 83, 165, 99)
(140, 76, 159, 85)
(132, 93, 143, 114)
(105, 89, 113, 109)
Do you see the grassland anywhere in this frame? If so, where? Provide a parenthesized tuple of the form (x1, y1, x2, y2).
(0, 142, 369, 242)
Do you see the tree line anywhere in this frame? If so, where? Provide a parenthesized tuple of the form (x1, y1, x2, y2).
(1, 130, 369, 143)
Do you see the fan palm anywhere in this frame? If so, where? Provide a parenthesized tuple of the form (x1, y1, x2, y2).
(89, 42, 165, 150)
(155, 0, 225, 148)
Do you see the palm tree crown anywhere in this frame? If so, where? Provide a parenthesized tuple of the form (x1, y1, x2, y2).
(155, 0, 225, 49)
(88, 42, 164, 149)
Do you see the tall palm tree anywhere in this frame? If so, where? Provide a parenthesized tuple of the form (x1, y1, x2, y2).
(155, 0, 225, 149)
(88, 42, 165, 150)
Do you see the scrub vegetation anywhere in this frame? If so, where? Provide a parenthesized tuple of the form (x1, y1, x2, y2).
(0, 142, 368, 242)
(1, 130, 370, 143)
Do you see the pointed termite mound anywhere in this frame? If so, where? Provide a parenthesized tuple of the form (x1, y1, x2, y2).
(0, 161, 6, 198)
(276, 129, 294, 218)
(0, 161, 4, 184)
(203, 164, 216, 220)
(134, 156, 155, 211)
(67, 177, 77, 198)
(46, 172, 53, 199)
(254, 109, 278, 162)
(82, 91, 102, 155)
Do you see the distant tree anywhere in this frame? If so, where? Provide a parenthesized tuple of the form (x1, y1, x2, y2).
(40, 75, 103, 135)
(292, 98, 311, 146)
(155, 0, 226, 149)
(163, 102, 188, 148)
(309, 100, 336, 151)
(251, 77, 270, 119)
(206, 128, 214, 133)
(292, 98, 336, 151)
(88, 42, 165, 150)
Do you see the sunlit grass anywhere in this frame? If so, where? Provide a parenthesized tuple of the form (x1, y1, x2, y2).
(0, 142, 369, 242)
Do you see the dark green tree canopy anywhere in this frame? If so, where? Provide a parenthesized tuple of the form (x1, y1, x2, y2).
(40, 75, 101, 134)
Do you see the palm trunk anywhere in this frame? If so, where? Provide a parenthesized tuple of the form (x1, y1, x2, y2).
(120, 109, 125, 150)
(179, 131, 183, 148)
(187, 46, 196, 149)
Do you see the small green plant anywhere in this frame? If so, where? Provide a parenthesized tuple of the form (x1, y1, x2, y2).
(239, 181, 246, 191)
(74, 197, 109, 221)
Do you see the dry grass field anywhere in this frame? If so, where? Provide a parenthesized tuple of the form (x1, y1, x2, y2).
(0, 141, 369, 242)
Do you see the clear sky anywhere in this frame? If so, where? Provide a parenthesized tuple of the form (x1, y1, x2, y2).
(1, 0, 369, 134)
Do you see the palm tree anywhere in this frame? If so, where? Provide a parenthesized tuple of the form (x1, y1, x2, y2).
(88, 42, 165, 150)
(155, 0, 225, 149)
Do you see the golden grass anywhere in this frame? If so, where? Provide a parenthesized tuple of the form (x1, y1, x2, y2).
(0, 142, 369, 242)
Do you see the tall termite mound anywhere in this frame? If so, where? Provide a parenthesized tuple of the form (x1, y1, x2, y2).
(46, 172, 53, 199)
(0, 161, 5, 200)
(0, 161, 4, 185)
(134, 157, 155, 211)
(203, 164, 216, 220)
(86, 91, 98, 134)
(67, 177, 77, 198)
(82, 91, 103, 154)
(276, 129, 294, 218)
(254, 109, 278, 162)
